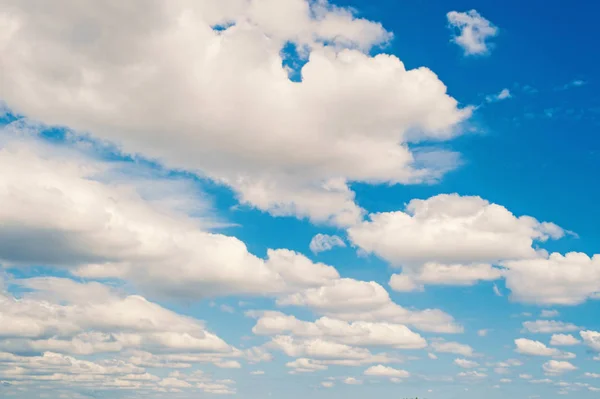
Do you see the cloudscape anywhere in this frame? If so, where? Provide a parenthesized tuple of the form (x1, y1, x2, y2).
(0, 1, 599, 398)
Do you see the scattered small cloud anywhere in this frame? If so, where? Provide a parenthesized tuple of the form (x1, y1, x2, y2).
(486, 88, 512, 103)
(220, 304, 235, 314)
(540, 309, 559, 318)
(556, 79, 587, 91)
(447, 10, 498, 55)
(309, 234, 346, 254)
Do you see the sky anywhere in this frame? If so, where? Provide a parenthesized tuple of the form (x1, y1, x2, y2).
(0, 1, 599, 398)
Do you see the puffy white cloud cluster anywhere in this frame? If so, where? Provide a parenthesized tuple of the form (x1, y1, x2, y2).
(277, 278, 462, 333)
(0, 0, 471, 227)
(0, 138, 339, 298)
(251, 311, 427, 348)
(0, 277, 235, 357)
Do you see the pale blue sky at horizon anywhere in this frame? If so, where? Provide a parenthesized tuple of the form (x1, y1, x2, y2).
(0, 1, 599, 398)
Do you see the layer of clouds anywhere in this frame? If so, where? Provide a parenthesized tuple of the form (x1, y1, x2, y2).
(348, 194, 563, 268)
(277, 278, 462, 333)
(0, 137, 340, 298)
(250, 311, 427, 349)
(0, 0, 471, 226)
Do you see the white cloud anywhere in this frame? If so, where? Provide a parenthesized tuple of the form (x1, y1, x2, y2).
(0, 138, 340, 298)
(430, 341, 475, 357)
(486, 88, 511, 102)
(457, 371, 487, 379)
(540, 310, 560, 318)
(348, 194, 562, 269)
(447, 10, 498, 55)
(542, 360, 577, 375)
(277, 278, 462, 333)
(504, 252, 600, 305)
(550, 334, 580, 346)
(0, 277, 236, 357)
(364, 365, 409, 379)
(580, 330, 600, 351)
(250, 311, 427, 349)
(343, 377, 362, 385)
(454, 358, 479, 369)
(286, 358, 328, 373)
(514, 339, 575, 359)
(309, 234, 346, 254)
(321, 381, 334, 388)
(270, 335, 374, 361)
(0, 0, 471, 226)
(389, 262, 503, 292)
(522, 320, 580, 334)
(477, 329, 490, 337)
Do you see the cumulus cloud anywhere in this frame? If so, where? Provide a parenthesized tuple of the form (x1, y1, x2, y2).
(348, 194, 561, 270)
(504, 252, 600, 305)
(542, 360, 577, 375)
(447, 10, 498, 55)
(389, 262, 503, 292)
(309, 234, 346, 254)
(250, 311, 427, 349)
(430, 340, 475, 357)
(522, 320, 580, 334)
(277, 278, 462, 333)
(580, 330, 600, 351)
(364, 365, 410, 379)
(0, 0, 471, 227)
(550, 334, 581, 346)
(0, 137, 340, 298)
(0, 277, 236, 358)
(514, 339, 575, 359)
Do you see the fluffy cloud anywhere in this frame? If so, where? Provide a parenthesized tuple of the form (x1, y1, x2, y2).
(580, 330, 600, 351)
(277, 278, 462, 333)
(550, 334, 581, 346)
(0, 138, 339, 298)
(514, 339, 575, 359)
(542, 360, 577, 375)
(389, 262, 503, 292)
(309, 234, 346, 254)
(348, 194, 562, 268)
(250, 311, 427, 349)
(0, 277, 236, 358)
(286, 358, 328, 373)
(522, 320, 580, 334)
(454, 358, 479, 369)
(364, 365, 410, 379)
(447, 10, 498, 55)
(504, 252, 600, 305)
(0, 0, 471, 226)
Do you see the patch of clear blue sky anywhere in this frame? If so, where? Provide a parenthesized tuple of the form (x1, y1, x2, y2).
(3, 1, 600, 397)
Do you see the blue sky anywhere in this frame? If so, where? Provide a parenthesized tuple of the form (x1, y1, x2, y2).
(0, 1, 599, 398)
